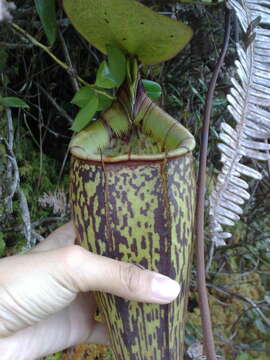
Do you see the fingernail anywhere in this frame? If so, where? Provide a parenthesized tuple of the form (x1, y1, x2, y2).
(151, 275, 180, 301)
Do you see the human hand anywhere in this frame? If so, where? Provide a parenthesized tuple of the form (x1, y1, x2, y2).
(0, 222, 180, 360)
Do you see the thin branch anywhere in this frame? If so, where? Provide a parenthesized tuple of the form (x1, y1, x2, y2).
(31, 230, 45, 243)
(5, 154, 19, 202)
(1, 111, 33, 248)
(4, 216, 67, 233)
(9, 22, 114, 100)
(0, 137, 19, 213)
(0, 41, 34, 49)
(36, 83, 74, 124)
(6, 108, 15, 213)
(206, 240, 215, 274)
(208, 283, 270, 328)
(18, 190, 32, 248)
(57, 146, 70, 185)
(195, 6, 232, 360)
(59, 31, 80, 92)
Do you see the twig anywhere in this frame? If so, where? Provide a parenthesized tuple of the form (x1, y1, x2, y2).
(6, 108, 14, 213)
(0, 41, 34, 49)
(208, 283, 270, 327)
(195, 6, 232, 360)
(31, 230, 45, 243)
(0, 138, 19, 214)
(36, 87, 44, 188)
(5, 154, 19, 201)
(57, 146, 70, 185)
(206, 240, 215, 274)
(59, 31, 80, 92)
(18, 190, 32, 248)
(1, 110, 33, 248)
(31, 216, 67, 227)
(4, 216, 67, 233)
(9, 23, 114, 100)
(36, 83, 73, 124)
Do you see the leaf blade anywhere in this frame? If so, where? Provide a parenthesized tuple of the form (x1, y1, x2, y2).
(71, 94, 98, 132)
(97, 94, 113, 111)
(63, 0, 193, 65)
(107, 45, 126, 87)
(95, 61, 117, 89)
(71, 87, 95, 108)
(142, 79, 162, 99)
(34, 0, 57, 46)
(0, 97, 29, 109)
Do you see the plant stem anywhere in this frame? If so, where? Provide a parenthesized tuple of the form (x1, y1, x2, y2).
(10, 23, 114, 100)
(195, 6, 231, 360)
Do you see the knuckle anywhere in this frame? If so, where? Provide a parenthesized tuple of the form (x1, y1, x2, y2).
(62, 245, 86, 271)
(119, 263, 142, 294)
(61, 245, 87, 292)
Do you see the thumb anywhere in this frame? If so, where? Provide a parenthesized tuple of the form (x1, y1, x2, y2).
(64, 245, 180, 304)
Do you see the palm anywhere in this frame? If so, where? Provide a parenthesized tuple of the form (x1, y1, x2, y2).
(1, 292, 108, 359)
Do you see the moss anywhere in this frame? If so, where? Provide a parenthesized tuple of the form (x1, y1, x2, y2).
(187, 272, 269, 359)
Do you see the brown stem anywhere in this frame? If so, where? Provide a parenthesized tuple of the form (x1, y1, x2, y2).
(195, 6, 231, 360)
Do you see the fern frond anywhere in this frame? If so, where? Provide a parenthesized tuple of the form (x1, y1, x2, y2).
(210, 0, 270, 246)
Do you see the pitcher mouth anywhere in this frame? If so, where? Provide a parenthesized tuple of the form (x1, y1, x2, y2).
(69, 79, 195, 164)
(70, 122, 195, 163)
(70, 142, 194, 163)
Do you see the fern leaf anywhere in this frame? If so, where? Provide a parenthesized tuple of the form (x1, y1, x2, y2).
(210, 0, 270, 246)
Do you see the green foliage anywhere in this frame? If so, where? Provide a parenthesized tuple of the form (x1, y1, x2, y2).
(96, 46, 126, 88)
(95, 61, 117, 88)
(107, 45, 126, 87)
(236, 353, 261, 360)
(34, 0, 57, 45)
(63, 0, 193, 64)
(97, 93, 113, 111)
(142, 79, 162, 99)
(71, 87, 96, 108)
(0, 232, 5, 257)
(0, 97, 29, 108)
(71, 94, 99, 131)
(70, 45, 127, 131)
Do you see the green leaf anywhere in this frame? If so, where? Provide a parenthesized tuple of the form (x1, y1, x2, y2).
(142, 79, 162, 99)
(0, 233, 5, 257)
(71, 87, 95, 108)
(107, 45, 126, 87)
(0, 97, 29, 109)
(34, 0, 57, 46)
(97, 93, 113, 111)
(71, 94, 98, 131)
(63, 0, 193, 65)
(236, 353, 250, 360)
(95, 61, 117, 89)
